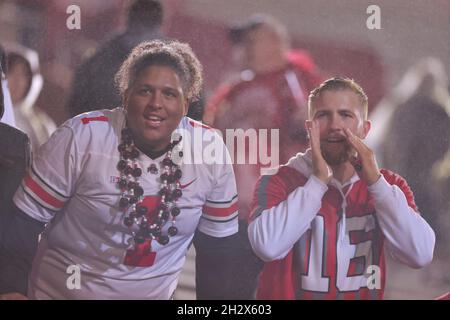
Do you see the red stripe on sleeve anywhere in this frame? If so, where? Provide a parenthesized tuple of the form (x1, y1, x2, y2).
(81, 116, 109, 124)
(189, 120, 213, 130)
(24, 174, 65, 209)
(203, 202, 238, 217)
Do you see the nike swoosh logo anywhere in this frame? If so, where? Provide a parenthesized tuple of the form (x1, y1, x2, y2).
(180, 178, 197, 189)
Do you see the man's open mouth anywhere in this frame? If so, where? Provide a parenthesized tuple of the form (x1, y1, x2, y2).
(326, 137, 346, 143)
(144, 115, 164, 126)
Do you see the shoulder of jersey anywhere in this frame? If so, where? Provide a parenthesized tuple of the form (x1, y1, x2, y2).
(380, 168, 404, 185)
(185, 117, 215, 132)
(67, 109, 119, 133)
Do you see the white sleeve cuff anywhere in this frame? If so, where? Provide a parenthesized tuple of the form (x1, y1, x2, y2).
(367, 175, 391, 200)
(306, 174, 329, 197)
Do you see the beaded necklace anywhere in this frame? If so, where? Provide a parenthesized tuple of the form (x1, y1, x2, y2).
(117, 127, 183, 248)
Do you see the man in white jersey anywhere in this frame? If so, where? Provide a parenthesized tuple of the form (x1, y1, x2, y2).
(0, 40, 239, 299)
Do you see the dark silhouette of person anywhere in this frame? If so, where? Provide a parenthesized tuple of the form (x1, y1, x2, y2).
(0, 44, 31, 298)
(66, 0, 165, 117)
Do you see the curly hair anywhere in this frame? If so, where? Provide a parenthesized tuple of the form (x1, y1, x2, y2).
(115, 40, 203, 103)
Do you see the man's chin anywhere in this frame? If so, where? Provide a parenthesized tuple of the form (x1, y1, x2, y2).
(322, 150, 350, 167)
(321, 142, 354, 165)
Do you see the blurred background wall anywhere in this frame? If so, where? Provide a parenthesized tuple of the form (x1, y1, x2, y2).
(1, 0, 448, 125)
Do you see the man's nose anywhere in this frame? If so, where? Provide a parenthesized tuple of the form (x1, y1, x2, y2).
(329, 114, 344, 130)
(149, 91, 163, 109)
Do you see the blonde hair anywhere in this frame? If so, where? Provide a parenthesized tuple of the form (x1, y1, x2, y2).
(308, 77, 368, 119)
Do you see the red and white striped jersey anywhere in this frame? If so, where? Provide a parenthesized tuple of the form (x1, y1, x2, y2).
(248, 150, 435, 300)
(13, 107, 238, 299)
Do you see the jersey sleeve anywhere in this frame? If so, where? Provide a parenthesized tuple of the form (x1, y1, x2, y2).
(197, 137, 238, 238)
(369, 170, 435, 268)
(13, 124, 80, 223)
(248, 167, 328, 262)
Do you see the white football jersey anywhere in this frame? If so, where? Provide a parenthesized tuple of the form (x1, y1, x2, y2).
(13, 108, 238, 299)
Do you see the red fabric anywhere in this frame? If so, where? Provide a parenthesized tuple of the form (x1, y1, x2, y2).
(81, 116, 109, 124)
(435, 292, 450, 300)
(189, 119, 213, 130)
(382, 169, 419, 212)
(123, 196, 161, 267)
(124, 242, 157, 267)
(24, 173, 65, 209)
(203, 202, 238, 217)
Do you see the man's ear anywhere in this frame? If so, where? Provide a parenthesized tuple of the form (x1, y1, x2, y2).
(362, 120, 371, 139)
(305, 120, 312, 131)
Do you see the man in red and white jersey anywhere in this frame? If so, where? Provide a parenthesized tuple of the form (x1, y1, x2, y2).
(248, 77, 435, 299)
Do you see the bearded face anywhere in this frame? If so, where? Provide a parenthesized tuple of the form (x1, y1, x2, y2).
(310, 89, 369, 167)
(321, 136, 354, 166)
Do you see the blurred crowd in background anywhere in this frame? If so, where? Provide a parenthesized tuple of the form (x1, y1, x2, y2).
(0, 0, 449, 299)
